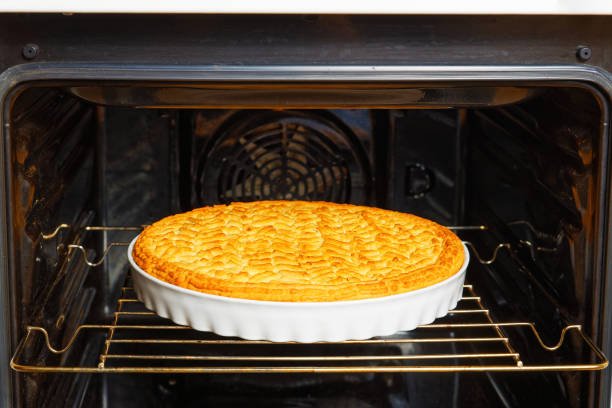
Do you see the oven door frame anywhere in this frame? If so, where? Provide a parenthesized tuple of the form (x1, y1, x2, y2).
(0, 63, 610, 407)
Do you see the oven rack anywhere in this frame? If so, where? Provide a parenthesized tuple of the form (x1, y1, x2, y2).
(14, 222, 603, 374)
(39, 223, 557, 267)
(11, 281, 608, 374)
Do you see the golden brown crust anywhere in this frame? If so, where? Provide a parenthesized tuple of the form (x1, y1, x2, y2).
(133, 201, 465, 302)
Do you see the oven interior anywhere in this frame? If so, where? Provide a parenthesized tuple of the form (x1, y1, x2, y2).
(5, 81, 609, 407)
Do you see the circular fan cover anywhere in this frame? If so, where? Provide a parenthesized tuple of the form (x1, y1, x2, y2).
(197, 112, 370, 205)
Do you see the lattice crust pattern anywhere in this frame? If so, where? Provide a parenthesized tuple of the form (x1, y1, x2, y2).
(133, 201, 465, 302)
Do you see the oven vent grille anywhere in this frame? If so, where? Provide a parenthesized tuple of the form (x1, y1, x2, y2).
(197, 113, 371, 205)
(10, 225, 608, 374)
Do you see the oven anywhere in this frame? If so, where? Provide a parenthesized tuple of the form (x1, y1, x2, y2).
(0, 13, 611, 408)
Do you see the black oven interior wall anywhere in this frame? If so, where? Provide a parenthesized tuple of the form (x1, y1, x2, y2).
(6, 84, 606, 407)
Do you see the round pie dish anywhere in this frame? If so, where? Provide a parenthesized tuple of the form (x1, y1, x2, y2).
(128, 237, 469, 342)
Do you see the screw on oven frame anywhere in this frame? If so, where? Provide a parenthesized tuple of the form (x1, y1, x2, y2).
(576, 46, 592, 62)
(22, 43, 39, 60)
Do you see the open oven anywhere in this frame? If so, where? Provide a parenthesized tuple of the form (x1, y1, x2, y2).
(0, 13, 611, 408)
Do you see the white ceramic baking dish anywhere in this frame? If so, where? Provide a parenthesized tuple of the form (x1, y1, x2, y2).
(128, 237, 469, 342)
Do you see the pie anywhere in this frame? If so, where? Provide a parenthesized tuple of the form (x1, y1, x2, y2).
(132, 201, 465, 302)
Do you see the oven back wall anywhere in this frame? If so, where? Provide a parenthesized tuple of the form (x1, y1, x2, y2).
(3, 86, 609, 408)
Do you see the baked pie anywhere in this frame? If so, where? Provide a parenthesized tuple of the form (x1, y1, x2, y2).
(133, 201, 465, 302)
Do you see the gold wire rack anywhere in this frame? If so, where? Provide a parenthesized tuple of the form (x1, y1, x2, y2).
(11, 280, 608, 374)
(10, 223, 607, 374)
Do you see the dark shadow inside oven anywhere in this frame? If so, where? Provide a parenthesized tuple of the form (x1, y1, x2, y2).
(6, 82, 607, 407)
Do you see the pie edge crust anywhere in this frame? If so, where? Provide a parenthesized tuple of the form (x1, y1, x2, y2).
(132, 201, 465, 302)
